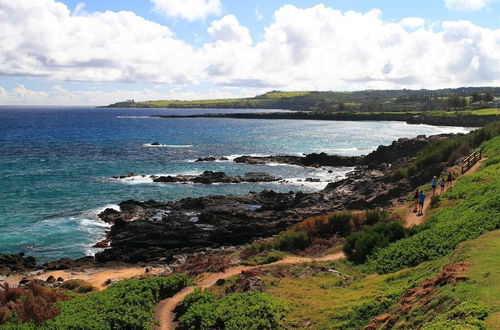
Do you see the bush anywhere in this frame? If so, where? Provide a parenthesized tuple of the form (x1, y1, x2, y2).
(60, 279, 96, 294)
(365, 209, 389, 226)
(178, 291, 287, 330)
(328, 212, 353, 236)
(343, 222, 408, 264)
(273, 231, 310, 251)
(0, 283, 69, 326)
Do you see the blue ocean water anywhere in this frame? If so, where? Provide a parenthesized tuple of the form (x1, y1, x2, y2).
(0, 107, 474, 262)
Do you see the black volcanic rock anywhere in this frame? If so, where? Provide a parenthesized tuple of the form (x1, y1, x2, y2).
(92, 133, 459, 264)
(233, 153, 360, 167)
(195, 156, 229, 162)
(131, 171, 281, 185)
(153, 175, 184, 183)
(0, 253, 37, 274)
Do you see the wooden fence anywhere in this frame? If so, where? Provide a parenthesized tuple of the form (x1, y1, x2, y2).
(461, 148, 482, 174)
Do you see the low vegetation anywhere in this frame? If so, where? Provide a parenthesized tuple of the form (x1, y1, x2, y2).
(240, 209, 396, 263)
(343, 221, 410, 264)
(369, 135, 500, 273)
(392, 121, 500, 182)
(0, 283, 69, 326)
(177, 289, 288, 330)
(2, 274, 189, 329)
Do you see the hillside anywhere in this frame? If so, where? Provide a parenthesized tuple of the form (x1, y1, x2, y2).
(171, 133, 500, 329)
(103, 87, 500, 112)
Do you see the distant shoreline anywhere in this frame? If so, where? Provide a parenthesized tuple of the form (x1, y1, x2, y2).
(151, 111, 498, 127)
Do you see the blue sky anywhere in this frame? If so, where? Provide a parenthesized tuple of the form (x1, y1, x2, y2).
(0, 0, 499, 105)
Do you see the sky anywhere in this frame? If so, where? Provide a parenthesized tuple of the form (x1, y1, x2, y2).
(1, 0, 500, 105)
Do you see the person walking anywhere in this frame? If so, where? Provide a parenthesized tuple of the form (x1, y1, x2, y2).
(439, 177, 446, 193)
(413, 189, 419, 213)
(446, 172, 453, 187)
(431, 176, 437, 195)
(418, 190, 426, 216)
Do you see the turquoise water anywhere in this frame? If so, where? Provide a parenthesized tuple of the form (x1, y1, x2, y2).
(0, 107, 473, 262)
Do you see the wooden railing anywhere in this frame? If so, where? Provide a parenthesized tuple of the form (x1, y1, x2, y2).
(461, 148, 482, 174)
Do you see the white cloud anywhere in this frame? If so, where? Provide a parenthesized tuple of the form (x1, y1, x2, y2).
(1, 1, 500, 105)
(0, 0, 203, 84)
(255, 7, 263, 21)
(0, 84, 258, 105)
(208, 15, 252, 44)
(399, 17, 425, 29)
(150, 0, 221, 21)
(444, 0, 494, 11)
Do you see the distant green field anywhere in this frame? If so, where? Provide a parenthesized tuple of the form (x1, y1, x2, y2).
(103, 87, 500, 113)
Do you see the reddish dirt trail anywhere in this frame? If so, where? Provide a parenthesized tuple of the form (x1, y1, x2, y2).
(404, 158, 484, 228)
(154, 252, 345, 330)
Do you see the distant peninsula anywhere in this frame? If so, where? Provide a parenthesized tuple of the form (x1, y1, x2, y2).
(102, 87, 500, 113)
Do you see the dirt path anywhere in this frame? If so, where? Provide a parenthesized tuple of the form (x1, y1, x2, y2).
(3, 266, 164, 291)
(154, 251, 345, 330)
(404, 158, 484, 228)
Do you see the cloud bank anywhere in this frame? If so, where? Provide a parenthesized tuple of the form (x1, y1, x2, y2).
(150, 0, 221, 21)
(1, 1, 500, 104)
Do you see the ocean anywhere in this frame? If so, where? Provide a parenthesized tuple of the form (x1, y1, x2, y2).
(0, 107, 474, 262)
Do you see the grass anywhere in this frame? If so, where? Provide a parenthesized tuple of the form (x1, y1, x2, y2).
(243, 227, 500, 329)
(389, 231, 500, 329)
(261, 259, 444, 329)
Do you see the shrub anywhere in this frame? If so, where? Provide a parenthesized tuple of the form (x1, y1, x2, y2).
(273, 231, 310, 251)
(178, 291, 287, 330)
(327, 212, 353, 236)
(60, 279, 96, 294)
(343, 222, 408, 264)
(365, 209, 389, 226)
(0, 282, 69, 326)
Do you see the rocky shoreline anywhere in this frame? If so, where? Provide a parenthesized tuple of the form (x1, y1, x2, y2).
(114, 171, 281, 185)
(0, 132, 464, 275)
(151, 111, 497, 127)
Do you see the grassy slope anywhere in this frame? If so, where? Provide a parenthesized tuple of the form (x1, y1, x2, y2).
(254, 136, 500, 329)
(261, 230, 500, 329)
(104, 88, 500, 114)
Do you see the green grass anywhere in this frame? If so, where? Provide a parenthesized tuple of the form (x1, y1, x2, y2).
(249, 228, 500, 329)
(261, 259, 444, 329)
(390, 231, 500, 329)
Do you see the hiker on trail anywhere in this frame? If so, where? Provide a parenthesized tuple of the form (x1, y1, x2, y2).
(440, 177, 446, 193)
(431, 176, 437, 195)
(418, 191, 426, 216)
(413, 189, 419, 213)
(446, 172, 453, 187)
